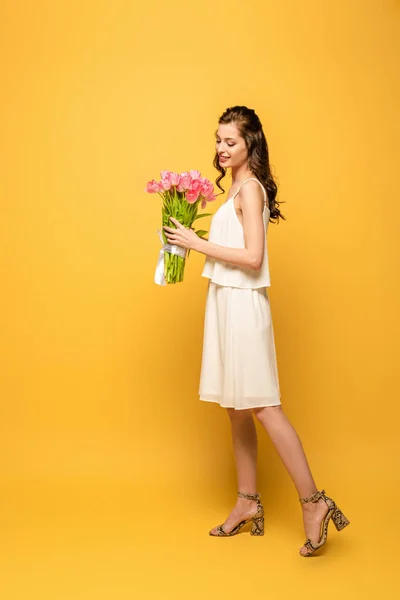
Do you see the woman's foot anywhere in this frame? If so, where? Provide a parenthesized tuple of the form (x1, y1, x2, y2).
(299, 497, 329, 556)
(209, 495, 260, 535)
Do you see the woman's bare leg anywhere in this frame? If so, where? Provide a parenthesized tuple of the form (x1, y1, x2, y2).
(253, 405, 329, 555)
(209, 407, 260, 534)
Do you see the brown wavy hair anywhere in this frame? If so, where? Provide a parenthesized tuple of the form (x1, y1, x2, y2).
(213, 105, 286, 223)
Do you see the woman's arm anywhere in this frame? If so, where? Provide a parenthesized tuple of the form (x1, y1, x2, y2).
(163, 179, 266, 271)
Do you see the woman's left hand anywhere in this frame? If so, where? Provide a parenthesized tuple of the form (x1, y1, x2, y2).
(163, 217, 200, 250)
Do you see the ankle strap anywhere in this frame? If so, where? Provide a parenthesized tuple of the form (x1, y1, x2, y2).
(237, 491, 261, 502)
(299, 489, 326, 504)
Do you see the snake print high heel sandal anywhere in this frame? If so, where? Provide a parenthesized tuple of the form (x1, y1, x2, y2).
(299, 489, 350, 556)
(209, 491, 265, 537)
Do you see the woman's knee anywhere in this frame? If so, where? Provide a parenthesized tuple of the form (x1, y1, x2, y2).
(252, 404, 283, 423)
(226, 407, 253, 421)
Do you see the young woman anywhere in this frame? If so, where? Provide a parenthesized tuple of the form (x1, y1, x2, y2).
(162, 105, 349, 556)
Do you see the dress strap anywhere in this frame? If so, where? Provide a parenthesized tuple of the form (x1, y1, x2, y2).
(232, 177, 267, 204)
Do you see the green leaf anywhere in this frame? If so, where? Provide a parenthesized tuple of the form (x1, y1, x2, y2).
(195, 230, 208, 237)
(192, 213, 212, 221)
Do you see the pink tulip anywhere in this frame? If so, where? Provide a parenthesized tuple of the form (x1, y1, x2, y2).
(200, 180, 213, 196)
(159, 178, 172, 191)
(176, 172, 192, 192)
(170, 172, 180, 186)
(204, 191, 216, 203)
(191, 178, 203, 192)
(145, 179, 162, 193)
(160, 170, 180, 188)
(189, 169, 201, 180)
(186, 178, 205, 203)
(186, 188, 201, 204)
(200, 191, 216, 208)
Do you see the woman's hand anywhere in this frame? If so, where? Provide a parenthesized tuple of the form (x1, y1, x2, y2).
(163, 217, 200, 251)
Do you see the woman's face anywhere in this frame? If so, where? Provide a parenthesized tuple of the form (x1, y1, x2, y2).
(215, 123, 248, 169)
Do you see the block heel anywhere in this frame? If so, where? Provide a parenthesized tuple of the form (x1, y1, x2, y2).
(209, 491, 265, 537)
(331, 506, 350, 531)
(251, 515, 265, 536)
(298, 489, 350, 556)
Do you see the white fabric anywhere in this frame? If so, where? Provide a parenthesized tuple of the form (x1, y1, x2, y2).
(201, 178, 271, 289)
(199, 281, 281, 410)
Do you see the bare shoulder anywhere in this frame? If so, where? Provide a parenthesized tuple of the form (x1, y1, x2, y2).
(237, 179, 265, 211)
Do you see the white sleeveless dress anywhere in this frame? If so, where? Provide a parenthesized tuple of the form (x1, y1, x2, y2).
(198, 177, 281, 410)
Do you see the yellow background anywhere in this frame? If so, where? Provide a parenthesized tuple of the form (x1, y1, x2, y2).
(1, 0, 399, 598)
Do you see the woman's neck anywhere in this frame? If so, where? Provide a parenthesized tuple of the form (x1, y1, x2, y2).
(231, 166, 255, 185)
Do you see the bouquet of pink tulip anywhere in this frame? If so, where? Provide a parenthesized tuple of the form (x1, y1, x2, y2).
(145, 170, 216, 285)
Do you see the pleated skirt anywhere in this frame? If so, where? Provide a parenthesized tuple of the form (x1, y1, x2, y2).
(199, 281, 281, 410)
